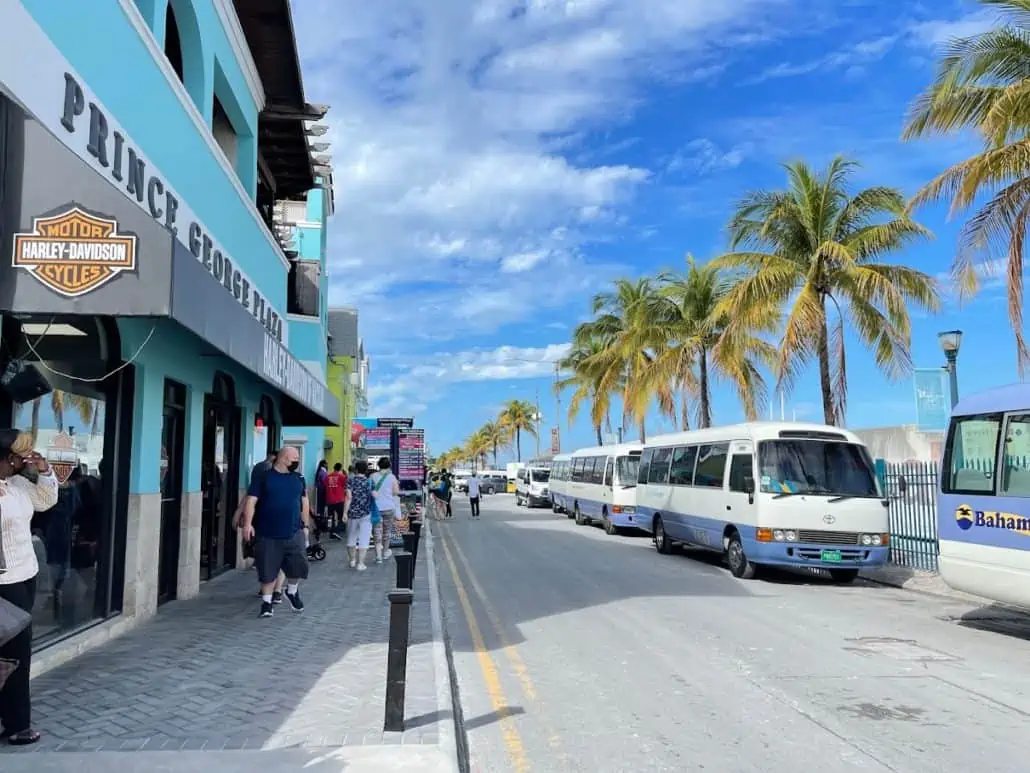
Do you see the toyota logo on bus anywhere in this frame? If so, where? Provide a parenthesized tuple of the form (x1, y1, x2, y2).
(822, 514, 836, 524)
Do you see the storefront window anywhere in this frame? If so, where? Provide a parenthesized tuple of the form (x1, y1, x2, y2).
(15, 389, 109, 643)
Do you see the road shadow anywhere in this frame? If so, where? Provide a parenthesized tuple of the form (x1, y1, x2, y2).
(953, 602, 1030, 642)
(13, 533, 446, 753)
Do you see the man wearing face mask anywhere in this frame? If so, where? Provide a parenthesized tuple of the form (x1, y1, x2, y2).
(240, 447, 312, 618)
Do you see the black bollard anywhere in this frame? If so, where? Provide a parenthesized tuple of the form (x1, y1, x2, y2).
(409, 521, 422, 565)
(402, 531, 418, 587)
(384, 588, 414, 732)
(394, 550, 413, 590)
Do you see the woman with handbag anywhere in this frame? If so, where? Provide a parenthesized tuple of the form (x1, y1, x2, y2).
(0, 428, 59, 746)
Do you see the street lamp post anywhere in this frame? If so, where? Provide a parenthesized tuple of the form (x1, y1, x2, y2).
(938, 329, 963, 409)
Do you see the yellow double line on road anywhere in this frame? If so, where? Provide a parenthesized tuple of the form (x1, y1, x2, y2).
(438, 526, 553, 773)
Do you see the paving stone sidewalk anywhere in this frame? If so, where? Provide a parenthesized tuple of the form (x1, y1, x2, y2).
(2, 527, 448, 761)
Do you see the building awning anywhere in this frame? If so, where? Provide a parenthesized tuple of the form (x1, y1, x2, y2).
(0, 85, 338, 427)
(232, 0, 324, 200)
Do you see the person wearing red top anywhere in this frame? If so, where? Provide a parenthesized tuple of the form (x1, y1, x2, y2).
(325, 463, 348, 540)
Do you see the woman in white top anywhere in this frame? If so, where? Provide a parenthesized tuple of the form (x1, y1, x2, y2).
(371, 458, 401, 564)
(0, 428, 59, 746)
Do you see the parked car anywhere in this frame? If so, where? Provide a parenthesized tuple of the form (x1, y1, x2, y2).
(481, 475, 506, 495)
(515, 466, 551, 507)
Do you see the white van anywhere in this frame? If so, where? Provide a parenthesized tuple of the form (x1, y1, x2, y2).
(549, 453, 572, 513)
(515, 466, 551, 507)
(635, 422, 888, 582)
(566, 443, 643, 534)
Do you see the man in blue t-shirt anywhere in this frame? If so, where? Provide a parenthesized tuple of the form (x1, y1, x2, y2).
(241, 447, 313, 618)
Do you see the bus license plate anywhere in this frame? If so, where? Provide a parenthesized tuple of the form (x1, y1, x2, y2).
(821, 550, 843, 562)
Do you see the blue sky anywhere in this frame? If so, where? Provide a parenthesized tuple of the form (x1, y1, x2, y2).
(290, 0, 1018, 460)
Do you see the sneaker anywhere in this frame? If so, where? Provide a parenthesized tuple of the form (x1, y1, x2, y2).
(357, 563, 367, 572)
(383, 549, 393, 560)
(272, 590, 284, 605)
(375, 555, 383, 564)
(259, 601, 274, 618)
(349, 559, 357, 569)
(284, 590, 304, 612)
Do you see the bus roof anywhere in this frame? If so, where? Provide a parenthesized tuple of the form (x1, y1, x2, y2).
(551, 453, 572, 462)
(570, 441, 644, 457)
(645, 421, 864, 447)
(953, 382, 1028, 417)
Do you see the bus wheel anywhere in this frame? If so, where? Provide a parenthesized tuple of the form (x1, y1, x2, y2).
(653, 516, 671, 554)
(726, 532, 756, 579)
(574, 505, 588, 525)
(828, 569, 859, 584)
(603, 513, 619, 535)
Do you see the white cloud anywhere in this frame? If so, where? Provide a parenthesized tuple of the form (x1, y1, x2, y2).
(290, 0, 793, 351)
(745, 34, 898, 84)
(367, 343, 571, 416)
(909, 10, 999, 48)
(666, 138, 751, 176)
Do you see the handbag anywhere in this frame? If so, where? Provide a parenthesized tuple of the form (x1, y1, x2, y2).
(0, 597, 30, 647)
(0, 500, 32, 647)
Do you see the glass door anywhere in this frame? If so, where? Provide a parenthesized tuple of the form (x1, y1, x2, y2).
(158, 381, 185, 604)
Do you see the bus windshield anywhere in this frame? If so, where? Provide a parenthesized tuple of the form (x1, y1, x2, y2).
(757, 440, 880, 497)
(616, 455, 639, 486)
(531, 469, 550, 483)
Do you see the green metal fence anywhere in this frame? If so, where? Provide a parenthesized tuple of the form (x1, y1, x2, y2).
(879, 460, 940, 572)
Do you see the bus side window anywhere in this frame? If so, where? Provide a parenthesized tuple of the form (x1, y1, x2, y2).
(637, 449, 653, 484)
(1001, 413, 1030, 497)
(728, 454, 754, 493)
(944, 414, 1001, 493)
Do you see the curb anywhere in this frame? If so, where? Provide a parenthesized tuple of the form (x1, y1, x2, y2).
(424, 518, 468, 773)
(859, 570, 985, 605)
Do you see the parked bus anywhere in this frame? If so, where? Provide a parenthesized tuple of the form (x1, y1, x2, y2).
(635, 422, 888, 582)
(566, 443, 644, 534)
(549, 454, 572, 513)
(938, 384, 1030, 607)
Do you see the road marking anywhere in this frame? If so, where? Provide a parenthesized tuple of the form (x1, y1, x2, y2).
(439, 530, 530, 773)
(447, 533, 538, 701)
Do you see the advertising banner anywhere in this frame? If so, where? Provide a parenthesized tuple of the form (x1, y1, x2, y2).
(377, 417, 414, 429)
(914, 368, 950, 432)
(364, 427, 393, 452)
(351, 417, 377, 446)
(398, 429, 425, 481)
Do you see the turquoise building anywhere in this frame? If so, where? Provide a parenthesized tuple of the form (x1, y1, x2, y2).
(0, 0, 337, 665)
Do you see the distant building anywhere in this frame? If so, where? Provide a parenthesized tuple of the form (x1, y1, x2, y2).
(850, 424, 944, 464)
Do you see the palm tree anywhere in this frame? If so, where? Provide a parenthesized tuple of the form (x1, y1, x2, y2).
(712, 156, 940, 426)
(478, 421, 510, 467)
(640, 255, 776, 429)
(556, 332, 614, 445)
(573, 277, 674, 442)
(499, 399, 538, 461)
(29, 398, 41, 445)
(464, 430, 491, 471)
(51, 391, 65, 432)
(903, 0, 1030, 373)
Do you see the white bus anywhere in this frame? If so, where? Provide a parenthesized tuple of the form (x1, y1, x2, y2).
(937, 384, 1030, 608)
(549, 454, 572, 514)
(635, 422, 888, 582)
(565, 443, 644, 535)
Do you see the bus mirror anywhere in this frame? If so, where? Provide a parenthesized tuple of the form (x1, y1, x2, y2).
(744, 477, 755, 504)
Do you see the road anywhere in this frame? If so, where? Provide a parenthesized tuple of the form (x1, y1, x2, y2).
(434, 493, 1030, 773)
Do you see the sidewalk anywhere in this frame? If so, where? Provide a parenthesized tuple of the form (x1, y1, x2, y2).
(1, 522, 459, 773)
(860, 564, 987, 604)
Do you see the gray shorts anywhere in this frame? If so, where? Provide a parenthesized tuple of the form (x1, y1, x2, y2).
(253, 531, 309, 584)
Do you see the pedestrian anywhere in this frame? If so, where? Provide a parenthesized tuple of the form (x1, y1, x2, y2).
(345, 460, 375, 570)
(325, 462, 347, 540)
(315, 459, 329, 523)
(371, 458, 401, 562)
(240, 447, 312, 618)
(467, 470, 482, 518)
(0, 428, 59, 746)
(441, 468, 454, 518)
(233, 449, 287, 602)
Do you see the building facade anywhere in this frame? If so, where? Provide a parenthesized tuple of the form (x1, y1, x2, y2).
(324, 308, 370, 472)
(281, 178, 335, 482)
(0, 0, 337, 670)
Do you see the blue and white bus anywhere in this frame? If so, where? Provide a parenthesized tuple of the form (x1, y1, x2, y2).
(938, 384, 1030, 607)
(549, 454, 572, 514)
(566, 443, 644, 534)
(635, 422, 890, 582)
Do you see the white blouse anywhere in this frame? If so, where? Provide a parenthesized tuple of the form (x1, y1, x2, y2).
(0, 471, 59, 585)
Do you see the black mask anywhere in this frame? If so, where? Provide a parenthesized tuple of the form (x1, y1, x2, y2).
(287, 461, 299, 473)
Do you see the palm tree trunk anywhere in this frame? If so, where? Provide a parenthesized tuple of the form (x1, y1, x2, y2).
(698, 351, 712, 429)
(680, 388, 691, 431)
(516, 429, 521, 462)
(816, 302, 835, 425)
(492, 444, 498, 467)
(638, 418, 646, 443)
(30, 398, 41, 444)
(595, 424, 603, 445)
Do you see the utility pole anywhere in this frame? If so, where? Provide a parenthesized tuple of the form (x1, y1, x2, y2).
(535, 385, 541, 459)
(554, 361, 561, 455)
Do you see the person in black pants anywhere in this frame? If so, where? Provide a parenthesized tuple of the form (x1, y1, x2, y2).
(0, 428, 60, 746)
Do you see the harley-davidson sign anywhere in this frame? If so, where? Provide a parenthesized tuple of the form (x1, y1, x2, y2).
(12, 206, 137, 296)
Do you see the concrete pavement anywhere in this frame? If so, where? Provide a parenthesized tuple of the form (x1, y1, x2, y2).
(436, 493, 1030, 773)
(2, 524, 458, 773)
